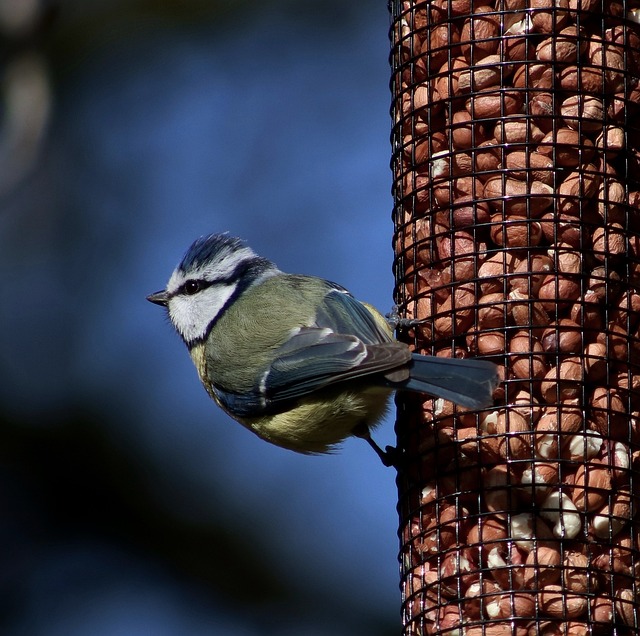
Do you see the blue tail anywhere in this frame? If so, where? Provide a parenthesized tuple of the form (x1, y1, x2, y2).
(392, 354, 499, 410)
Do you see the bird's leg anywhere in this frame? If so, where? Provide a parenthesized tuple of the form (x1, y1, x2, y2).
(352, 423, 401, 468)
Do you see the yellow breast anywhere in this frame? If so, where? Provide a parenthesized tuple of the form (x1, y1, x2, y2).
(241, 385, 392, 454)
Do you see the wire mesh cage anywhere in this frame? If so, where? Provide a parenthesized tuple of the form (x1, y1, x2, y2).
(389, 0, 640, 633)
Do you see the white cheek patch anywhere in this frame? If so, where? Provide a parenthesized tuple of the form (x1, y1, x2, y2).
(168, 283, 236, 344)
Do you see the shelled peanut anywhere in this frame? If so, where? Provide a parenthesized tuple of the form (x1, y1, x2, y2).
(392, 0, 640, 633)
(400, 408, 640, 632)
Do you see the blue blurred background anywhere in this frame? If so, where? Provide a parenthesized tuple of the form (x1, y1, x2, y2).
(0, 1, 400, 634)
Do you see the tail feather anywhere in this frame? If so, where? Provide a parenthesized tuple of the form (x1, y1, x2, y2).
(392, 354, 500, 410)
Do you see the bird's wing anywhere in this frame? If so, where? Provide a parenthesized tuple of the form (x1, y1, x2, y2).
(263, 327, 410, 402)
(212, 287, 409, 417)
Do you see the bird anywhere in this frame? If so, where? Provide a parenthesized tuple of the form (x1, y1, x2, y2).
(147, 233, 499, 464)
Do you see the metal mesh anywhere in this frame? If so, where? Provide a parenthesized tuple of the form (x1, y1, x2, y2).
(390, 0, 640, 633)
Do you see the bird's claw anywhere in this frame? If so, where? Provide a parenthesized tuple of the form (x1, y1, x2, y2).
(353, 423, 402, 468)
(385, 305, 426, 332)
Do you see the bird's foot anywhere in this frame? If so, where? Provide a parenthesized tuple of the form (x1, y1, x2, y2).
(385, 305, 425, 332)
(352, 423, 402, 468)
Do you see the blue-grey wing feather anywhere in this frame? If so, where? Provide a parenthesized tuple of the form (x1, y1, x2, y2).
(266, 328, 408, 402)
(315, 285, 394, 344)
(211, 384, 264, 418)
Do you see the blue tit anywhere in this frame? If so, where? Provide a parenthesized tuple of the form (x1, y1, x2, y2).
(147, 233, 499, 462)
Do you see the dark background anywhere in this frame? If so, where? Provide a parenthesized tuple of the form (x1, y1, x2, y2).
(0, 1, 399, 634)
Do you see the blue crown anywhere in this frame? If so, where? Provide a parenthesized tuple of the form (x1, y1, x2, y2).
(178, 233, 245, 273)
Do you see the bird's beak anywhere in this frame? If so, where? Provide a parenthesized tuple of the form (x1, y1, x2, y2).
(147, 290, 169, 306)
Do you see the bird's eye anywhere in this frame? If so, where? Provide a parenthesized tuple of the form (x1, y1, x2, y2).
(183, 280, 202, 295)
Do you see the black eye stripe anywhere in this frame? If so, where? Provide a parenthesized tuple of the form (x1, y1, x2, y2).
(177, 279, 213, 296)
(176, 259, 261, 298)
(176, 273, 237, 297)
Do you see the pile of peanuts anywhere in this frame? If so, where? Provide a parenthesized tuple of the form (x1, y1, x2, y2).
(391, 0, 640, 633)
